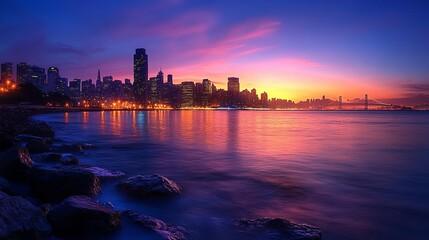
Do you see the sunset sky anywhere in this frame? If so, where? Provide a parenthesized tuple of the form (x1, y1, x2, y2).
(1, 0, 428, 104)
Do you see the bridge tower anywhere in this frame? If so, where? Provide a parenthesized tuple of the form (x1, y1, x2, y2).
(339, 96, 342, 110)
(364, 94, 368, 110)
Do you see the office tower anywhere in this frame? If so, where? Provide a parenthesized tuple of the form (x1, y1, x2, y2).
(149, 77, 158, 104)
(55, 77, 69, 94)
(47, 67, 59, 92)
(1, 62, 13, 84)
(167, 74, 173, 85)
(133, 48, 149, 105)
(156, 68, 164, 101)
(227, 77, 240, 107)
(95, 70, 103, 97)
(181, 81, 194, 107)
(81, 79, 94, 98)
(261, 92, 268, 108)
(69, 79, 82, 99)
(16, 63, 32, 84)
(31, 66, 46, 91)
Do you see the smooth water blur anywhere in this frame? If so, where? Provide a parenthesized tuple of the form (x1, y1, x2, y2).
(34, 110, 429, 240)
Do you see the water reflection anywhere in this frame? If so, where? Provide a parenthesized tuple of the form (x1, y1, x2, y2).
(34, 111, 429, 240)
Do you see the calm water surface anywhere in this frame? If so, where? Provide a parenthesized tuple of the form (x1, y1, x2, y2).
(34, 111, 429, 240)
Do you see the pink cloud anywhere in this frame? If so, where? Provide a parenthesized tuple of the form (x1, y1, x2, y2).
(147, 11, 216, 37)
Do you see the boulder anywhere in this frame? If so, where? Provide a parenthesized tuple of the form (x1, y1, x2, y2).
(48, 195, 120, 237)
(0, 144, 33, 179)
(23, 122, 55, 138)
(26, 138, 50, 154)
(124, 211, 189, 240)
(78, 166, 125, 179)
(233, 218, 322, 240)
(117, 175, 181, 198)
(39, 153, 79, 165)
(29, 166, 101, 201)
(0, 177, 12, 194)
(52, 143, 83, 153)
(15, 134, 53, 144)
(0, 192, 52, 239)
(0, 133, 14, 151)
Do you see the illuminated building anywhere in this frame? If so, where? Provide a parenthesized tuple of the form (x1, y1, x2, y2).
(55, 77, 69, 94)
(69, 79, 81, 99)
(181, 81, 194, 107)
(133, 48, 149, 105)
(261, 92, 268, 108)
(47, 67, 59, 92)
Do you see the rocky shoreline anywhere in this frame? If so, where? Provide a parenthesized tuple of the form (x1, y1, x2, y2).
(0, 106, 322, 239)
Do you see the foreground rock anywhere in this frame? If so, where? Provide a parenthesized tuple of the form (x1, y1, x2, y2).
(51, 143, 83, 153)
(48, 195, 120, 237)
(0, 133, 14, 151)
(233, 218, 322, 240)
(118, 175, 182, 198)
(124, 211, 190, 240)
(38, 152, 79, 165)
(0, 144, 33, 179)
(0, 191, 52, 239)
(76, 165, 125, 179)
(23, 122, 55, 138)
(0, 177, 12, 194)
(26, 138, 50, 154)
(29, 166, 100, 201)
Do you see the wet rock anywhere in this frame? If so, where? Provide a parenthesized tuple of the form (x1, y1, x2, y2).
(0, 177, 12, 194)
(29, 166, 101, 201)
(0, 133, 14, 151)
(52, 143, 83, 153)
(124, 211, 189, 240)
(26, 138, 50, 153)
(15, 134, 53, 144)
(48, 195, 121, 237)
(233, 217, 322, 240)
(23, 122, 55, 138)
(117, 175, 181, 198)
(0, 192, 52, 239)
(79, 166, 125, 178)
(0, 144, 33, 179)
(39, 153, 79, 165)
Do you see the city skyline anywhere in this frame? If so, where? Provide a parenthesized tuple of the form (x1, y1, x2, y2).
(1, 1, 429, 104)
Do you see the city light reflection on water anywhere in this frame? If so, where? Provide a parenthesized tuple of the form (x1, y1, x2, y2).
(34, 110, 429, 240)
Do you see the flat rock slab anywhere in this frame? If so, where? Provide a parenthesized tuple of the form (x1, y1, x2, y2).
(29, 166, 100, 201)
(0, 192, 52, 239)
(117, 175, 181, 198)
(124, 210, 190, 240)
(48, 195, 120, 237)
(233, 218, 322, 240)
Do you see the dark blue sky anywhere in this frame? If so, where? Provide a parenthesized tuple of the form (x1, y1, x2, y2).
(1, 0, 428, 102)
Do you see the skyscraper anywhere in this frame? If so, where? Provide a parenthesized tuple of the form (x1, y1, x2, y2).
(181, 81, 195, 107)
(17, 63, 32, 84)
(48, 67, 59, 92)
(133, 48, 149, 105)
(69, 79, 81, 99)
(167, 74, 173, 85)
(1, 62, 13, 84)
(227, 77, 240, 107)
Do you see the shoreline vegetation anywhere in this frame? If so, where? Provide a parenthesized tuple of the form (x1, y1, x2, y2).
(0, 105, 323, 239)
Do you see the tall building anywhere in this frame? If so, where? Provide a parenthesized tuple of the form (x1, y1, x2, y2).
(95, 70, 103, 97)
(1, 62, 13, 84)
(81, 79, 94, 99)
(69, 79, 81, 99)
(227, 77, 240, 107)
(261, 92, 268, 108)
(47, 67, 59, 92)
(31, 66, 46, 91)
(133, 48, 149, 105)
(156, 68, 164, 101)
(16, 63, 32, 84)
(149, 77, 158, 104)
(167, 74, 173, 85)
(181, 81, 194, 107)
(56, 77, 69, 94)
